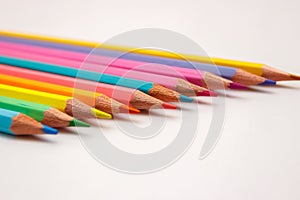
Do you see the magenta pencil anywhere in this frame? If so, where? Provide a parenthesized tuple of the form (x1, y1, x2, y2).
(0, 41, 246, 90)
(0, 45, 217, 96)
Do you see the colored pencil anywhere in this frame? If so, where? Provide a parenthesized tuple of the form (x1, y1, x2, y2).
(87, 44, 300, 81)
(0, 96, 89, 127)
(0, 108, 58, 135)
(0, 32, 277, 85)
(0, 73, 139, 114)
(186, 57, 300, 81)
(0, 83, 112, 119)
(0, 56, 193, 103)
(0, 64, 177, 110)
(0, 40, 248, 90)
(0, 47, 216, 97)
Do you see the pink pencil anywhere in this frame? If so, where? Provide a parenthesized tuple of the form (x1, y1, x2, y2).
(0, 41, 246, 90)
(0, 46, 217, 97)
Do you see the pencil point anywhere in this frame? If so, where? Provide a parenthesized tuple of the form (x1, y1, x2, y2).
(70, 119, 90, 127)
(162, 102, 177, 109)
(42, 125, 58, 134)
(260, 79, 277, 85)
(128, 107, 141, 114)
(290, 74, 300, 80)
(179, 95, 194, 102)
(229, 82, 249, 90)
(198, 90, 218, 97)
(92, 108, 112, 119)
(118, 105, 140, 114)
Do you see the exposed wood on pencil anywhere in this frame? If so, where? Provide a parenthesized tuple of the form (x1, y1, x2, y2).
(175, 78, 218, 96)
(42, 107, 85, 127)
(148, 84, 190, 102)
(201, 72, 249, 90)
(95, 94, 140, 114)
(232, 69, 276, 85)
(65, 98, 105, 119)
(262, 65, 300, 81)
(130, 90, 177, 110)
(11, 113, 50, 135)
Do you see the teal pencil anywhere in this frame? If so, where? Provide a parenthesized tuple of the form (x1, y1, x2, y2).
(0, 108, 58, 135)
(0, 55, 193, 102)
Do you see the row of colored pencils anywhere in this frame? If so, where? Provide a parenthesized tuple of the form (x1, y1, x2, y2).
(0, 30, 298, 136)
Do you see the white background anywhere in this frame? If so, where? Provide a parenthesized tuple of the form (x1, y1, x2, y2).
(0, 0, 299, 199)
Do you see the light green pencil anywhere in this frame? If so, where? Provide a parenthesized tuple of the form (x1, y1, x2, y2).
(0, 96, 89, 128)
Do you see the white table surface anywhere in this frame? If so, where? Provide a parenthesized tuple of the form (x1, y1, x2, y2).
(0, 0, 299, 199)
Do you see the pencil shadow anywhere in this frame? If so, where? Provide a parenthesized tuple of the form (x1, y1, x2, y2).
(112, 115, 136, 122)
(139, 110, 178, 119)
(193, 98, 213, 105)
(58, 127, 77, 134)
(246, 87, 275, 94)
(0, 133, 56, 143)
(220, 87, 276, 96)
(274, 84, 300, 89)
(217, 92, 244, 99)
(82, 119, 103, 126)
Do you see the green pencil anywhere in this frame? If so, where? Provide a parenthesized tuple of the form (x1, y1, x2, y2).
(0, 96, 89, 128)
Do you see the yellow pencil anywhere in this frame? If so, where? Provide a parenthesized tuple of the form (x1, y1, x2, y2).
(0, 30, 298, 81)
(131, 52, 300, 82)
(0, 83, 112, 119)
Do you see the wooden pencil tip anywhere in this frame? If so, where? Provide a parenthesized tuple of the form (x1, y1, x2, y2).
(290, 74, 300, 80)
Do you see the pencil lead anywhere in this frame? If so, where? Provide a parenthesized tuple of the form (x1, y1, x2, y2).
(290, 74, 300, 80)
(91, 108, 112, 119)
(162, 102, 177, 109)
(198, 90, 218, 97)
(260, 79, 277, 85)
(119, 105, 140, 114)
(42, 125, 58, 135)
(229, 82, 249, 90)
(70, 119, 90, 127)
(179, 94, 194, 102)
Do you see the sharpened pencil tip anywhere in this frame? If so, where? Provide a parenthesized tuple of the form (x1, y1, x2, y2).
(260, 79, 277, 85)
(198, 90, 218, 97)
(162, 102, 177, 109)
(290, 74, 300, 80)
(70, 119, 90, 127)
(92, 108, 112, 119)
(179, 95, 194, 102)
(129, 107, 141, 114)
(229, 82, 249, 90)
(42, 125, 58, 134)
(119, 105, 140, 114)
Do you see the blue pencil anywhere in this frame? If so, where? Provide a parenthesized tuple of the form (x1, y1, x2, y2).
(0, 56, 193, 103)
(0, 108, 58, 135)
(0, 36, 276, 86)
